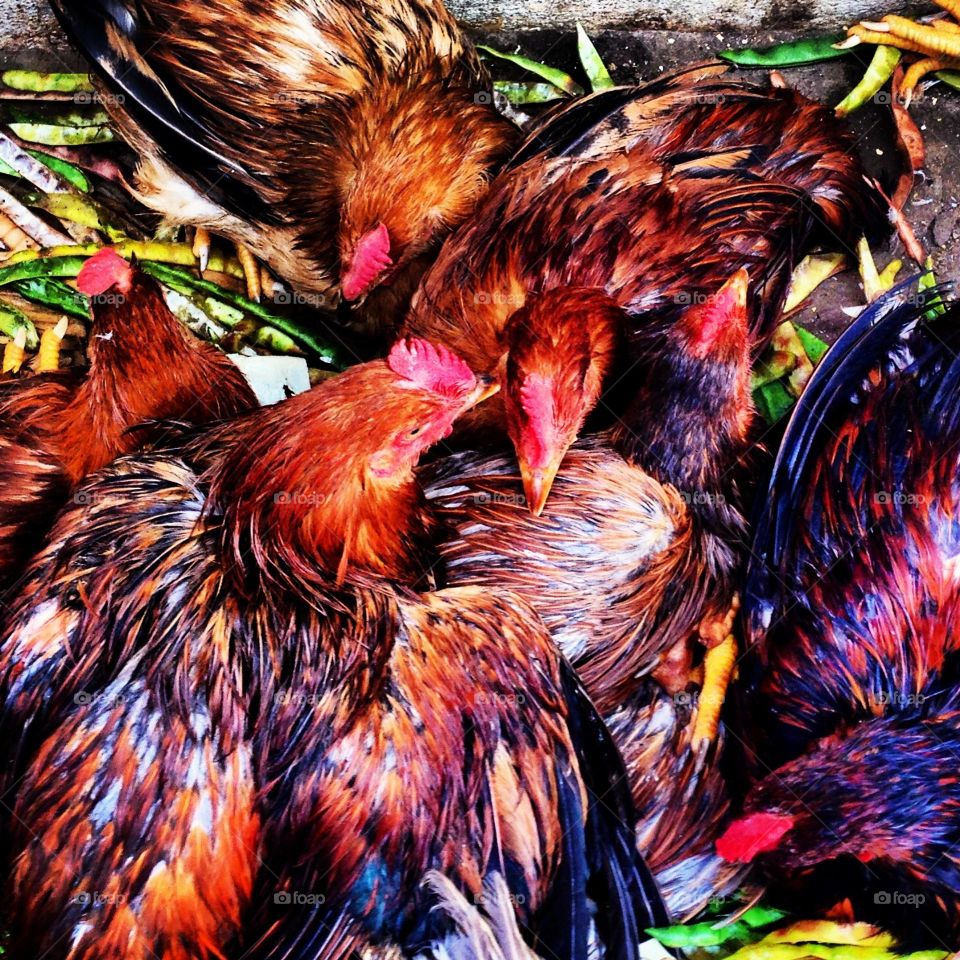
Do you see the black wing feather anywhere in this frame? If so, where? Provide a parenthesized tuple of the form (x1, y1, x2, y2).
(48, 0, 278, 225)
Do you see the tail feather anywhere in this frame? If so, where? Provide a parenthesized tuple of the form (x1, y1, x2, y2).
(48, 0, 276, 225)
(554, 662, 670, 960)
(744, 278, 955, 650)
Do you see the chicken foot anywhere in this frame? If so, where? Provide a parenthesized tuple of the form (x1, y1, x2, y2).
(692, 594, 740, 749)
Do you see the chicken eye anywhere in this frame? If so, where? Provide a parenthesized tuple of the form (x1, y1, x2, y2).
(409, 427, 421, 437)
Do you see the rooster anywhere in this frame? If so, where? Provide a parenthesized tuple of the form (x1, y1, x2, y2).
(421, 269, 753, 916)
(717, 284, 960, 949)
(0, 338, 666, 960)
(403, 63, 876, 514)
(49, 0, 517, 315)
(0, 247, 256, 586)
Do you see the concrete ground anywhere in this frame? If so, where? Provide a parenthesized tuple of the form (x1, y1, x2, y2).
(480, 26, 960, 345)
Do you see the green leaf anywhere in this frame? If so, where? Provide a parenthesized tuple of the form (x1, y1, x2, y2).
(576, 23, 615, 91)
(718, 35, 850, 68)
(478, 45, 583, 96)
(493, 80, 566, 104)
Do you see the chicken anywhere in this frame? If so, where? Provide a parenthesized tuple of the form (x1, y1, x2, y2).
(0, 247, 256, 586)
(402, 63, 877, 513)
(717, 284, 960, 949)
(421, 269, 753, 916)
(0, 338, 666, 960)
(50, 0, 517, 316)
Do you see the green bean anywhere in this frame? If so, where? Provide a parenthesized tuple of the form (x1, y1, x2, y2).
(741, 905, 789, 928)
(13, 277, 89, 319)
(9, 107, 111, 128)
(934, 70, 960, 90)
(647, 919, 752, 947)
(0, 299, 39, 349)
(0, 256, 89, 287)
(835, 46, 902, 116)
(253, 326, 300, 355)
(140, 261, 347, 368)
(493, 81, 566, 104)
(8, 123, 114, 146)
(576, 23, 615, 91)
(719, 35, 849, 68)
(27, 151, 90, 192)
(30, 193, 126, 242)
(478, 45, 583, 95)
(1, 71, 94, 94)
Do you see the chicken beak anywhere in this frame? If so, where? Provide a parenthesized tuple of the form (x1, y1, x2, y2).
(520, 456, 561, 517)
(466, 375, 500, 408)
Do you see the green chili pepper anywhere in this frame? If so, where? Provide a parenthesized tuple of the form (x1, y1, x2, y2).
(140, 261, 347, 368)
(0, 299, 39, 350)
(13, 277, 90, 319)
(478, 45, 583, 96)
(1, 71, 94, 93)
(493, 81, 566, 104)
(719, 35, 850, 68)
(835, 45, 902, 116)
(576, 23, 615, 91)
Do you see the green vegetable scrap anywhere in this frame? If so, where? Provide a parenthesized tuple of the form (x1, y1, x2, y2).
(0, 299, 39, 350)
(576, 23, 615, 91)
(1, 71, 94, 94)
(478, 45, 584, 96)
(835, 45, 902, 116)
(719, 35, 850, 68)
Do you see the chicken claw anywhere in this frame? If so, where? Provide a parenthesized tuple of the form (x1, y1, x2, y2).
(38, 317, 68, 373)
(192, 226, 211, 273)
(692, 595, 741, 749)
(2, 327, 26, 374)
(235, 242, 262, 302)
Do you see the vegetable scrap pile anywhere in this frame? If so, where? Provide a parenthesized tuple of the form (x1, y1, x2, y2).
(0, 69, 346, 378)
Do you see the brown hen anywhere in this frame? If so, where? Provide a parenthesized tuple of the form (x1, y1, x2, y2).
(50, 0, 517, 318)
(0, 248, 256, 586)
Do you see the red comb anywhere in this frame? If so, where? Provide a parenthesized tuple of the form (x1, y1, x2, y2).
(77, 248, 134, 297)
(341, 223, 393, 301)
(684, 268, 749, 359)
(716, 812, 795, 863)
(387, 338, 475, 397)
(518, 374, 557, 469)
